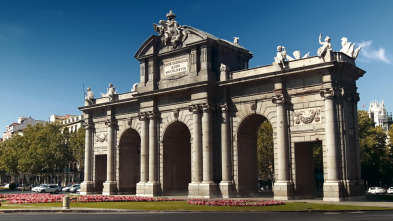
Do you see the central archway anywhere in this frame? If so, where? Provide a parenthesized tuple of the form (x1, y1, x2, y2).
(237, 114, 270, 196)
(118, 128, 140, 194)
(162, 121, 191, 195)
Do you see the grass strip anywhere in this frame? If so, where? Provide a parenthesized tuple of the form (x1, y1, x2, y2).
(1, 201, 390, 212)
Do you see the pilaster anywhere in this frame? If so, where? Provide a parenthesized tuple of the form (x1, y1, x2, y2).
(219, 103, 235, 198)
(320, 87, 344, 201)
(102, 117, 117, 195)
(80, 116, 94, 195)
(272, 83, 293, 200)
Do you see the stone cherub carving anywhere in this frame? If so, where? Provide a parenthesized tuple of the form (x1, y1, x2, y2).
(317, 33, 332, 59)
(340, 37, 361, 59)
(101, 83, 117, 101)
(153, 10, 188, 49)
(85, 87, 95, 105)
(274, 46, 287, 68)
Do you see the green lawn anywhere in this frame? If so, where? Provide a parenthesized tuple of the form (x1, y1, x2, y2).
(1, 201, 390, 212)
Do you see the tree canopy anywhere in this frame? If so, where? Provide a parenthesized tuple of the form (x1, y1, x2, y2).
(0, 123, 84, 182)
(358, 110, 392, 186)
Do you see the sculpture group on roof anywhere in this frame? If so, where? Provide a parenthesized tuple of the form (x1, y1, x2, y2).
(273, 33, 362, 68)
(153, 10, 188, 49)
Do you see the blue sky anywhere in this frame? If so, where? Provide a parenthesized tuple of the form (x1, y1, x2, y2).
(0, 0, 392, 132)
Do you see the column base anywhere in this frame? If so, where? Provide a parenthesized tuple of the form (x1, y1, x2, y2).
(102, 181, 117, 195)
(323, 181, 344, 202)
(136, 182, 161, 197)
(219, 181, 235, 198)
(188, 182, 218, 198)
(273, 181, 293, 200)
(80, 181, 94, 195)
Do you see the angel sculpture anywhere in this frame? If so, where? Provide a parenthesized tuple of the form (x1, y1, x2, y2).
(85, 87, 94, 105)
(317, 33, 332, 58)
(153, 10, 188, 49)
(101, 83, 117, 101)
(340, 37, 361, 59)
(274, 46, 287, 68)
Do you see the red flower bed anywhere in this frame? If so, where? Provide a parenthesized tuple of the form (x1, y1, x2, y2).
(76, 195, 183, 203)
(0, 194, 182, 204)
(187, 199, 285, 206)
(0, 194, 283, 207)
(0, 194, 72, 204)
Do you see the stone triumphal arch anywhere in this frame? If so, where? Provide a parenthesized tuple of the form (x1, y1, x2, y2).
(80, 11, 365, 201)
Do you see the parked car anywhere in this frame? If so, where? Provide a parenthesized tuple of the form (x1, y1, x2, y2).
(61, 185, 73, 192)
(368, 187, 386, 194)
(69, 184, 80, 193)
(387, 187, 393, 194)
(375, 187, 387, 194)
(33, 184, 60, 194)
(31, 184, 43, 192)
(367, 187, 376, 194)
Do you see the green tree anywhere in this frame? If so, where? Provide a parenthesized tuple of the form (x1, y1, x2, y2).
(358, 110, 390, 186)
(0, 134, 24, 177)
(257, 121, 274, 181)
(69, 127, 85, 171)
(0, 123, 75, 183)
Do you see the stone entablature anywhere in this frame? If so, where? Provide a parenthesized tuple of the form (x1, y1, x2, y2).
(80, 12, 366, 202)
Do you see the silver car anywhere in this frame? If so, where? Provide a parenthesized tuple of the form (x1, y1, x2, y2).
(33, 184, 60, 194)
(69, 184, 80, 193)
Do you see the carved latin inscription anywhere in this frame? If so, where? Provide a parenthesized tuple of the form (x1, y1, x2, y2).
(164, 57, 189, 75)
(293, 108, 321, 125)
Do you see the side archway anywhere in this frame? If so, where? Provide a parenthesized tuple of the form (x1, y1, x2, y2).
(236, 114, 271, 196)
(162, 121, 191, 195)
(118, 128, 141, 194)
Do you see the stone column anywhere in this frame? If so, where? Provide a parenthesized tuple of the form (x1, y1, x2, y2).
(136, 112, 149, 195)
(199, 103, 217, 198)
(272, 83, 292, 200)
(352, 93, 362, 181)
(220, 103, 231, 182)
(80, 116, 93, 195)
(189, 105, 202, 183)
(347, 92, 365, 197)
(219, 103, 234, 198)
(320, 87, 343, 201)
(102, 118, 117, 195)
(148, 111, 158, 184)
(144, 111, 160, 196)
(201, 104, 213, 183)
(188, 105, 202, 198)
(321, 88, 339, 181)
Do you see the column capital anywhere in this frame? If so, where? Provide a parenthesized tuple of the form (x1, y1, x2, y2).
(148, 111, 159, 119)
(220, 103, 229, 112)
(272, 94, 286, 105)
(83, 121, 94, 129)
(189, 104, 200, 113)
(320, 87, 337, 99)
(105, 118, 117, 127)
(138, 112, 149, 121)
(201, 103, 213, 112)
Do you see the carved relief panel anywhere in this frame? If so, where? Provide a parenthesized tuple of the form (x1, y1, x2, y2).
(293, 108, 321, 125)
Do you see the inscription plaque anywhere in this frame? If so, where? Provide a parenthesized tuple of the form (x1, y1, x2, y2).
(163, 57, 189, 75)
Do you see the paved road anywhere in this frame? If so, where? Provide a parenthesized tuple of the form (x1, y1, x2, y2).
(0, 211, 393, 221)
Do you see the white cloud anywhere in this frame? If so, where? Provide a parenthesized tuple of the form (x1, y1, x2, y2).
(358, 40, 391, 64)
